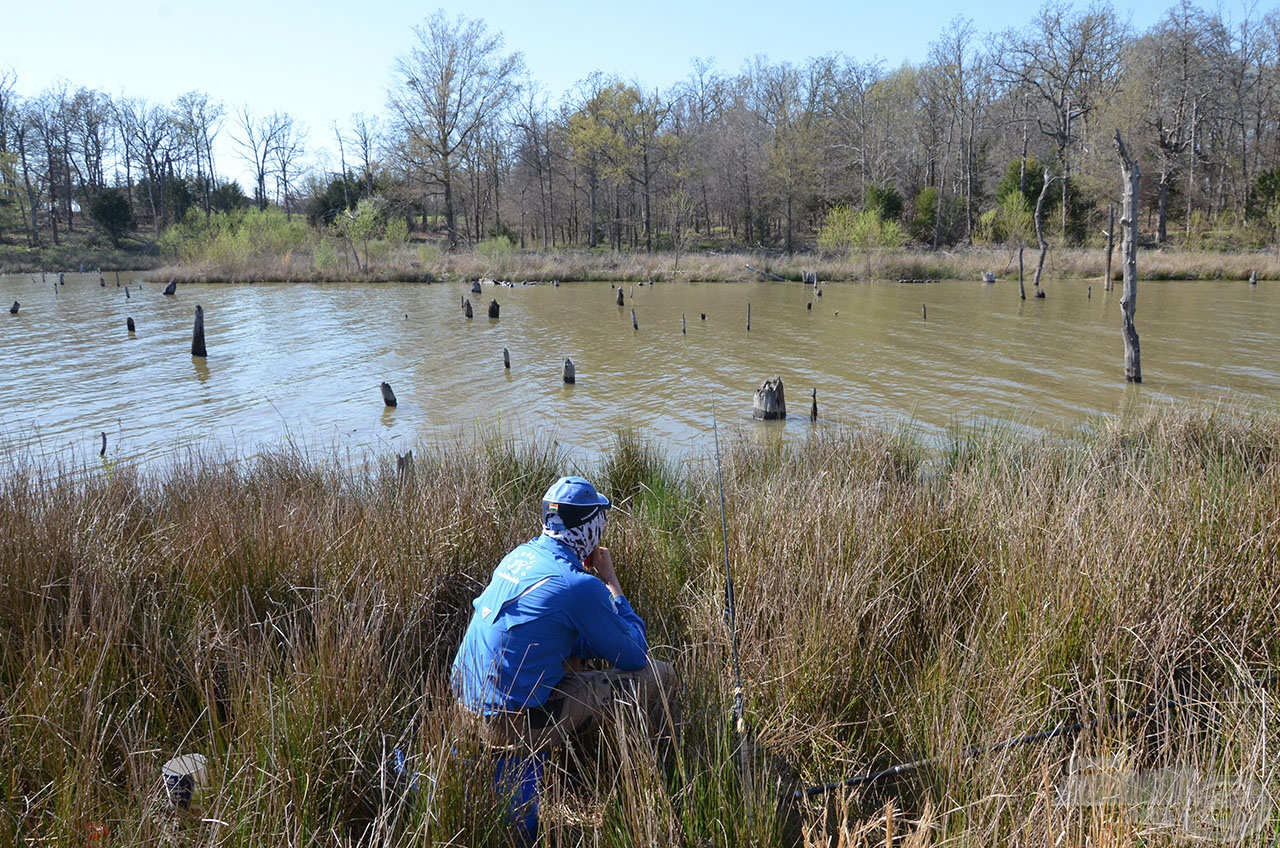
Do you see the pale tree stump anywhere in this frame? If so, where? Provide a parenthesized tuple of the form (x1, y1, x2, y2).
(1114, 130, 1142, 384)
(753, 377, 786, 420)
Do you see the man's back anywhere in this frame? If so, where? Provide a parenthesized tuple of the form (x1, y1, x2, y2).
(452, 534, 649, 714)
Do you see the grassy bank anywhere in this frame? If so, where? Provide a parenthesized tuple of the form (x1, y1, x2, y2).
(0, 235, 165, 275)
(143, 244, 1280, 285)
(2, 410, 1278, 846)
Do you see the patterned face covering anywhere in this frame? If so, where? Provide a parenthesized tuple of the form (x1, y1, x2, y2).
(542, 507, 608, 562)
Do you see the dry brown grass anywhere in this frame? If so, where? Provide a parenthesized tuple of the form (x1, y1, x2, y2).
(1, 410, 1277, 845)
(145, 244, 1280, 285)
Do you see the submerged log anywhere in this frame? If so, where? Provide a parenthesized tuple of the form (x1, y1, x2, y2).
(127, 316, 136, 333)
(381, 382, 398, 407)
(488, 299, 500, 319)
(163, 280, 177, 296)
(562, 358, 576, 384)
(752, 377, 786, 421)
(503, 347, 510, 369)
(1115, 130, 1142, 384)
(191, 305, 207, 357)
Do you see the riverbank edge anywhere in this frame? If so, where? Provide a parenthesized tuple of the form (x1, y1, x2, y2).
(135, 247, 1280, 285)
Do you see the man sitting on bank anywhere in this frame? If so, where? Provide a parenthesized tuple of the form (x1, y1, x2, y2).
(452, 476, 674, 748)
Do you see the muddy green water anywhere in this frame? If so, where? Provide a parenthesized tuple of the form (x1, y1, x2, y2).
(0, 273, 1275, 466)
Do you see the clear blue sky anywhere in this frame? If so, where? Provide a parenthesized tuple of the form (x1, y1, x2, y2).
(6, 0, 1195, 185)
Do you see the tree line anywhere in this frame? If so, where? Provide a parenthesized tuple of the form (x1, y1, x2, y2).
(2, 1, 1279, 255)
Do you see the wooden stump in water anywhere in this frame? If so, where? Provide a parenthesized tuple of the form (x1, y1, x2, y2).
(115, 270, 121, 287)
(616, 288, 624, 307)
(631, 307, 638, 331)
(99, 432, 107, 457)
(503, 347, 510, 369)
(682, 312, 686, 334)
(380, 382, 398, 407)
(922, 304, 927, 320)
(488, 299, 500, 319)
(1250, 270, 1258, 285)
(806, 302, 812, 311)
(562, 358, 576, 384)
(746, 301, 751, 332)
(8, 301, 17, 315)
(809, 388, 818, 422)
(700, 313, 706, 321)
(752, 377, 786, 421)
(125, 287, 130, 300)
(163, 280, 177, 296)
(126, 316, 136, 333)
(191, 305, 207, 357)
(463, 299, 473, 319)
(471, 280, 482, 294)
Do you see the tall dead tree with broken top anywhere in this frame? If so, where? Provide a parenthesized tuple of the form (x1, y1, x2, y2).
(1114, 130, 1141, 383)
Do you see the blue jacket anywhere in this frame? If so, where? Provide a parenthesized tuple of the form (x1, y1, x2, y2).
(451, 534, 650, 714)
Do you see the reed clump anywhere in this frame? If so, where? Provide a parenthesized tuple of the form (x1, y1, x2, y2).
(1, 408, 1277, 846)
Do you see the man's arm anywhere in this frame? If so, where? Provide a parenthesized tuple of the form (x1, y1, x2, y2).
(564, 550, 649, 670)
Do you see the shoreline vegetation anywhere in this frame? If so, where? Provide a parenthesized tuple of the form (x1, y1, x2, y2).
(139, 244, 1280, 285)
(4, 241, 1279, 285)
(2, 407, 1277, 845)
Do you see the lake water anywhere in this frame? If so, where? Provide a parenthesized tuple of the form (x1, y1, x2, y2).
(1, 272, 1275, 467)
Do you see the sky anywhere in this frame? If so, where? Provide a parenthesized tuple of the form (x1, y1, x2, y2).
(4, 0, 1195, 187)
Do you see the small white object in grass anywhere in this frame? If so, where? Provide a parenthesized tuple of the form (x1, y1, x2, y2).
(162, 753, 209, 808)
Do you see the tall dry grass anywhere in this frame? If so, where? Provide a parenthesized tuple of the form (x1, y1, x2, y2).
(1, 410, 1278, 846)
(146, 244, 1280, 285)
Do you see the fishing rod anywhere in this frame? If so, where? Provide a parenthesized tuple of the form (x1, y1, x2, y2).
(796, 672, 1280, 801)
(710, 402, 747, 735)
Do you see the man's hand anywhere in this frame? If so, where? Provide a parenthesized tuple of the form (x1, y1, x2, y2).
(584, 546, 624, 598)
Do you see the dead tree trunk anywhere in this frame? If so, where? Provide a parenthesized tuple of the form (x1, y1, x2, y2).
(1032, 172, 1053, 299)
(1114, 131, 1142, 384)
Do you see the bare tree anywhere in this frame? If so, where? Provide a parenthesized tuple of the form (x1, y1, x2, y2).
(388, 11, 524, 247)
(235, 107, 293, 211)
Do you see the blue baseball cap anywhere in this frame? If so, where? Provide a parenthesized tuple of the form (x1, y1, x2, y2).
(541, 476, 611, 529)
